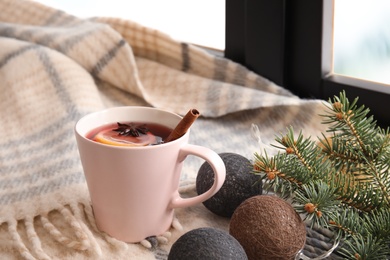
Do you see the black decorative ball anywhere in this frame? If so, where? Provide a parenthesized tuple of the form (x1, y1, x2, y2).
(196, 152, 262, 217)
(168, 227, 248, 260)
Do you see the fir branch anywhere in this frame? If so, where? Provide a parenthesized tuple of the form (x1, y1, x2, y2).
(319, 134, 361, 164)
(376, 128, 390, 157)
(322, 91, 376, 158)
(293, 181, 340, 228)
(253, 152, 304, 198)
(339, 233, 390, 260)
(329, 173, 383, 212)
(275, 129, 318, 174)
(252, 91, 390, 258)
(328, 208, 363, 239)
(362, 208, 390, 240)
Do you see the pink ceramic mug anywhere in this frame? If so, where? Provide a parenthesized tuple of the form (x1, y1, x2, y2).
(74, 106, 226, 243)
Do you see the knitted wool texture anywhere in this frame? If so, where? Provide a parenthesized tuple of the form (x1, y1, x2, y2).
(0, 0, 329, 259)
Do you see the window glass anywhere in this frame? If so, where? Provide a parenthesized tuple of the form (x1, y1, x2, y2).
(35, 0, 225, 50)
(333, 0, 390, 85)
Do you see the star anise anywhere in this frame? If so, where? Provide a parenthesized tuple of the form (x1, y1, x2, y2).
(113, 122, 149, 137)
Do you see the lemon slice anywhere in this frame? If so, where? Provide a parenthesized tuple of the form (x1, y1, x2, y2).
(94, 128, 157, 147)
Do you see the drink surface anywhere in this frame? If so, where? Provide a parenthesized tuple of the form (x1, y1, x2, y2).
(86, 122, 172, 147)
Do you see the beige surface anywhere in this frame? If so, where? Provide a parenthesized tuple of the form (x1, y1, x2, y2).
(0, 0, 328, 258)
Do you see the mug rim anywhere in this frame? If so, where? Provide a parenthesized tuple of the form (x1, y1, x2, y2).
(74, 106, 187, 149)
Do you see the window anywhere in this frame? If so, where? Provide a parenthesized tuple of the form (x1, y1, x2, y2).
(35, 0, 225, 50)
(334, 0, 390, 85)
(225, 0, 390, 127)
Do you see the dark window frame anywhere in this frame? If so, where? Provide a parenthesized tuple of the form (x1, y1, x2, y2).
(225, 0, 390, 127)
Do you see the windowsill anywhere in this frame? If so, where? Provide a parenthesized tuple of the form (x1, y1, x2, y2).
(325, 74, 390, 95)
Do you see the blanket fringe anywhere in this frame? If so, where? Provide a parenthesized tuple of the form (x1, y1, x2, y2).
(171, 215, 183, 231)
(4, 202, 107, 260)
(82, 201, 128, 251)
(7, 219, 36, 260)
(83, 202, 182, 250)
(40, 210, 89, 251)
(69, 202, 102, 256)
(24, 217, 51, 260)
(5, 201, 185, 259)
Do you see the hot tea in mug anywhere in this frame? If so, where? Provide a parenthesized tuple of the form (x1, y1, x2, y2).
(74, 106, 226, 242)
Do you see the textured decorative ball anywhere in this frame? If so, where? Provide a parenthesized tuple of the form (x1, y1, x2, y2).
(229, 195, 306, 260)
(196, 152, 262, 217)
(168, 227, 248, 260)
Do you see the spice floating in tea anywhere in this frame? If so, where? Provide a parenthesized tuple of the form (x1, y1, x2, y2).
(113, 122, 149, 137)
(165, 109, 200, 142)
(88, 122, 171, 147)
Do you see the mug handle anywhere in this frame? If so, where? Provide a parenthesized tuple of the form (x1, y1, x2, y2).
(169, 144, 226, 208)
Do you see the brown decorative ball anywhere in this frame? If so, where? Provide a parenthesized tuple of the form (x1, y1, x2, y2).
(229, 195, 306, 260)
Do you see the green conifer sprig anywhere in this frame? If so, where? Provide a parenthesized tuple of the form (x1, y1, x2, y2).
(252, 91, 390, 259)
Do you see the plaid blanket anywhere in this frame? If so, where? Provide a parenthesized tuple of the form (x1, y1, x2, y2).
(0, 0, 331, 259)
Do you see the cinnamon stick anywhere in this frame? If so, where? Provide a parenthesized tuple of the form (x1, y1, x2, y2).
(165, 109, 200, 142)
